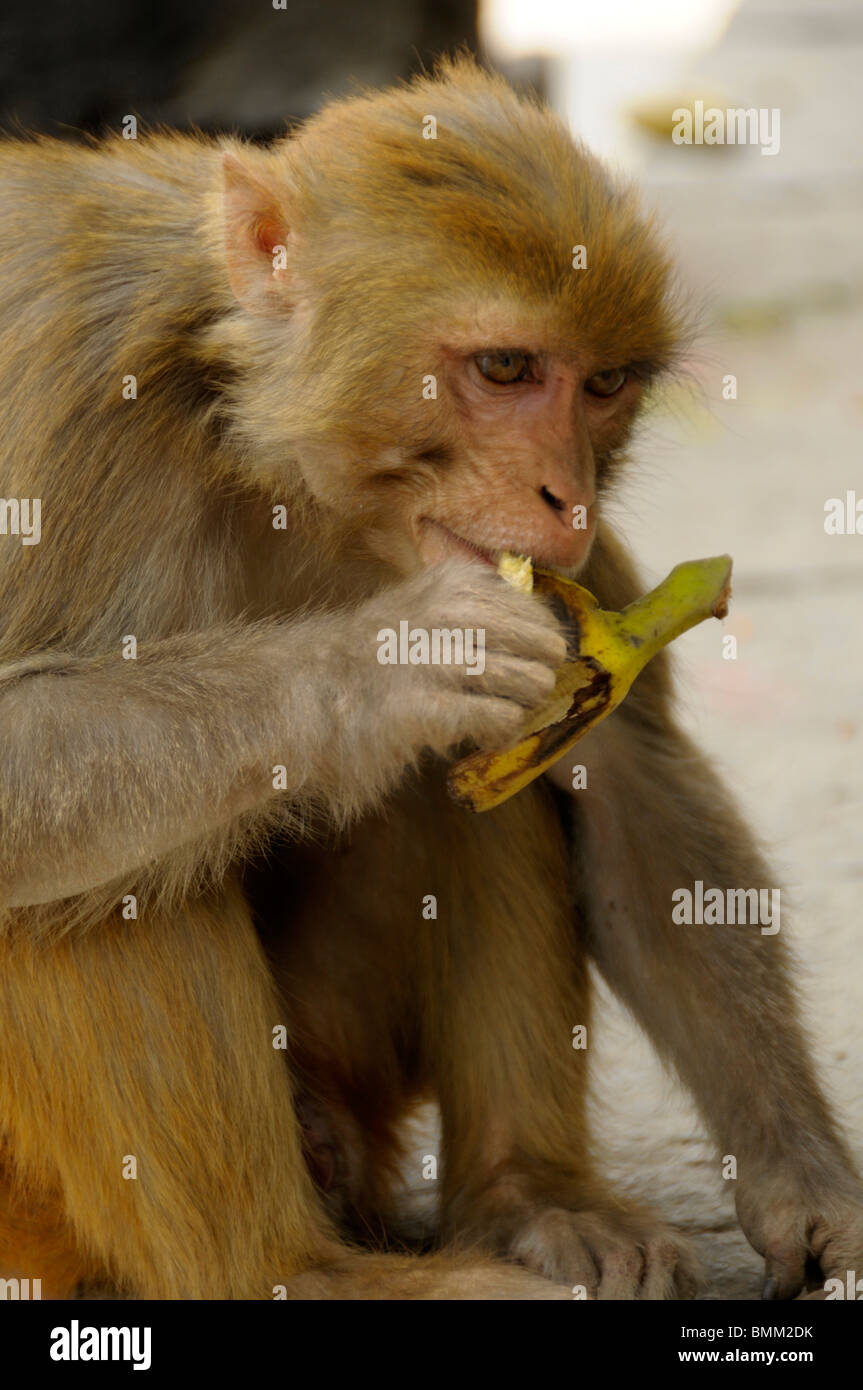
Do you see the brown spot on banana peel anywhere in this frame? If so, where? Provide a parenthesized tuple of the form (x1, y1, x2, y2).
(460, 662, 609, 776)
(446, 662, 612, 814)
(525, 661, 612, 761)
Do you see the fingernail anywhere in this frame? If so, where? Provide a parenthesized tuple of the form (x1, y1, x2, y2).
(761, 1273, 779, 1301)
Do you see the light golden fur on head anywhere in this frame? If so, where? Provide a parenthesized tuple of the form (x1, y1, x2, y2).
(217, 57, 684, 488)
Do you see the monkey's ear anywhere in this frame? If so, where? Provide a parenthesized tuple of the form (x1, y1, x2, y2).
(222, 151, 293, 315)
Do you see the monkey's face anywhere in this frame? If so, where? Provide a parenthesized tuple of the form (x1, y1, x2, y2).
(407, 332, 651, 576)
(244, 283, 664, 582)
(220, 75, 684, 579)
(291, 299, 660, 581)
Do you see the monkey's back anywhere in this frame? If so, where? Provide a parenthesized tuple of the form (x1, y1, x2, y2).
(0, 136, 244, 656)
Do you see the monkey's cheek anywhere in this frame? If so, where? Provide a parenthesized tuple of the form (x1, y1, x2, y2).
(370, 532, 426, 577)
(414, 531, 452, 568)
(415, 517, 497, 569)
(562, 517, 597, 575)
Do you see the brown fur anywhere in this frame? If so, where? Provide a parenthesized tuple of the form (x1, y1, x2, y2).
(0, 58, 860, 1300)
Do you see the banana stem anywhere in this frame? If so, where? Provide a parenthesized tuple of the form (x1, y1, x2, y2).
(613, 555, 732, 665)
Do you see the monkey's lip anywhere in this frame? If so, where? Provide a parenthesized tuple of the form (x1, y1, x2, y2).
(419, 518, 498, 567)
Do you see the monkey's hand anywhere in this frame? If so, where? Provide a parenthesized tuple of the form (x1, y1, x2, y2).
(736, 1168, 863, 1299)
(306, 560, 567, 814)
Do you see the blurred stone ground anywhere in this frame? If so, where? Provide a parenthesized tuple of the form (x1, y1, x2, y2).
(589, 0, 863, 1298)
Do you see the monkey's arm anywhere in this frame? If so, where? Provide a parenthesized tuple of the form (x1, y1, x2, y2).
(0, 620, 340, 907)
(0, 564, 562, 909)
(550, 527, 863, 1298)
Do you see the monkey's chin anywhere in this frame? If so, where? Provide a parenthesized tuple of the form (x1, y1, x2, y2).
(417, 518, 498, 569)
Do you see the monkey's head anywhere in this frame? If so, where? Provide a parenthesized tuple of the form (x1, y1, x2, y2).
(220, 57, 684, 577)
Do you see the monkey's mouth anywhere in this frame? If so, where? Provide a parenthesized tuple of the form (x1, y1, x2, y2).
(419, 518, 498, 567)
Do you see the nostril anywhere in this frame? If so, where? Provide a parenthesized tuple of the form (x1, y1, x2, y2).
(540, 485, 565, 512)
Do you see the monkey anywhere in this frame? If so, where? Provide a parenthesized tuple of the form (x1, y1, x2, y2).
(0, 55, 861, 1302)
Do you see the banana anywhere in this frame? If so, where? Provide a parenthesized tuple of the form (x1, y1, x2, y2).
(447, 551, 732, 813)
(496, 551, 534, 593)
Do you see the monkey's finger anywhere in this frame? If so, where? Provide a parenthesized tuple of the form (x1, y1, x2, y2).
(811, 1218, 863, 1286)
(484, 605, 568, 669)
(593, 1242, 646, 1300)
(422, 691, 526, 753)
(513, 1235, 600, 1297)
(639, 1238, 699, 1300)
(761, 1245, 806, 1300)
(450, 584, 565, 655)
(675, 1255, 702, 1300)
(408, 591, 566, 669)
(417, 563, 568, 665)
(467, 656, 558, 708)
(560, 1240, 601, 1298)
(508, 1209, 602, 1293)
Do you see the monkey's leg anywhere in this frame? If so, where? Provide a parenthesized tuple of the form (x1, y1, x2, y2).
(258, 838, 457, 1250)
(546, 524, 863, 1298)
(568, 707, 863, 1299)
(0, 877, 339, 1299)
(0, 877, 567, 1300)
(431, 782, 698, 1299)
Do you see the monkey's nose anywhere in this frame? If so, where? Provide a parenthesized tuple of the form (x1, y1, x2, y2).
(528, 479, 595, 566)
(540, 485, 567, 512)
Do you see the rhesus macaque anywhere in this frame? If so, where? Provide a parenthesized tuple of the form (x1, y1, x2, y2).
(0, 57, 860, 1302)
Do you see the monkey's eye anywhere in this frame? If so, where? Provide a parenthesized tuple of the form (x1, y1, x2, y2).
(475, 350, 530, 384)
(585, 367, 627, 397)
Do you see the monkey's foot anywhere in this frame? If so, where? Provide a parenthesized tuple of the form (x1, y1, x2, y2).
(507, 1206, 700, 1300)
(737, 1171, 863, 1300)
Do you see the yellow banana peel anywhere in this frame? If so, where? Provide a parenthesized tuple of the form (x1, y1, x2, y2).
(447, 552, 732, 813)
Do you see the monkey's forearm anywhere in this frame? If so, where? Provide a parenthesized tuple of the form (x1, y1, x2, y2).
(0, 563, 565, 909)
(567, 710, 851, 1176)
(0, 620, 351, 907)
